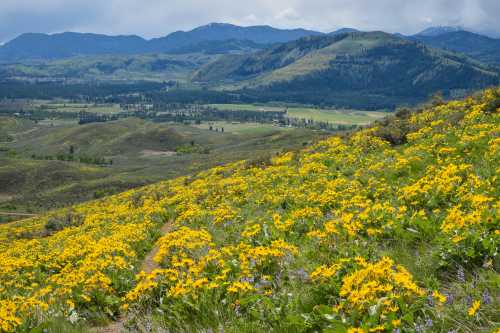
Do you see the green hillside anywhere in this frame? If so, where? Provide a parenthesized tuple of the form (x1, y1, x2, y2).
(194, 32, 499, 108)
(1, 53, 217, 82)
(0, 88, 497, 332)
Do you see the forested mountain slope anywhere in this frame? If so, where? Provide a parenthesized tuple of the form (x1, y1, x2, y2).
(0, 89, 498, 332)
(194, 32, 499, 108)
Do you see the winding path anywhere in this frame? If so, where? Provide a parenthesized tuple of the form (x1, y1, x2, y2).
(96, 222, 171, 333)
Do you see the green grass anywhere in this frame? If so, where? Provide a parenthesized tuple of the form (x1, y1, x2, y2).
(208, 104, 285, 112)
(286, 108, 388, 124)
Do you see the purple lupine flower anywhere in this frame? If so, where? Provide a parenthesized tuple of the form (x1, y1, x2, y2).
(457, 266, 465, 283)
(482, 289, 492, 305)
(425, 318, 433, 327)
(234, 303, 241, 316)
(415, 324, 425, 333)
(240, 276, 255, 283)
(256, 279, 272, 289)
(293, 268, 309, 281)
(427, 294, 435, 307)
(392, 328, 401, 333)
(466, 295, 473, 307)
(445, 292, 454, 305)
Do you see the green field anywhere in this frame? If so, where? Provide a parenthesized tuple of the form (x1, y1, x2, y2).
(208, 103, 389, 124)
(193, 121, 292, 134)
(35, 101, 123, 114)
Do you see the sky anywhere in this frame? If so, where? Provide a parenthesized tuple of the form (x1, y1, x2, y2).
(1, 0, 499, 43)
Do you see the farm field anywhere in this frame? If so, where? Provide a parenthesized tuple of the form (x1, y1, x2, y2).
(8, 100, 124, 115)
(208, 103, 389, 124)
(36, 102, 123, 114)
(193, 121, 293, 134)
(0, 89, 497, 332)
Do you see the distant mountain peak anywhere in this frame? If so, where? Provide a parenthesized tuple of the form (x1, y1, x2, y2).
(415, 26, 465, 37)
(196, 22, 237, 30)
(329, 27, 359, 35)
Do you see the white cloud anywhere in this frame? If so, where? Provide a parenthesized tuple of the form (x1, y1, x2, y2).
(275, 8, 300, 21)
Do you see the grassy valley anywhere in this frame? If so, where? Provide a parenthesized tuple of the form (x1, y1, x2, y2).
(0, 114, 327, 217)
(2, 98, 386, 219)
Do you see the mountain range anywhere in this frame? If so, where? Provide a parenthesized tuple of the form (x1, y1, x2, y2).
(1, 23, 500, 67)
(0, 23, 322, 62)
(0, 23, 499, 108)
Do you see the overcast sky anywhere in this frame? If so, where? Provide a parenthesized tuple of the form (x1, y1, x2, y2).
(1, 0, 499, 43)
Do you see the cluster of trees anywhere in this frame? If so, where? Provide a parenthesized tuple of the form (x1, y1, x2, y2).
(276, 117, 357, 131)
(31, 147, 113, 166)
(175, 142, 210, 154)
(78, 111, 118, 125)
(0, 133, 13, 142)
(0, 80, 167, 100)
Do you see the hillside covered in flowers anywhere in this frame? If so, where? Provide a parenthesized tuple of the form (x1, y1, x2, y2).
(0, 89, 499, 332)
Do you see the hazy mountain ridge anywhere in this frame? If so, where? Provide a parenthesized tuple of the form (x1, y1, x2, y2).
(411, 30, 500, 66)
(1, 23, 500, 109)
(0, 23, 322, 62)
(414, 26, 464, 37)
(147, 23, 322, 52)
(2, 23, 500, 68)
(0, 32, 150, 61)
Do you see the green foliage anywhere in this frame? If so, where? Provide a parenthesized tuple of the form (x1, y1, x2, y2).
(44, 211, 84, 234)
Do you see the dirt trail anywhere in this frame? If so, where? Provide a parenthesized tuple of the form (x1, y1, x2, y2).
(8, 127, 39, 143)
(96, 222, 171, 333)
(140, 223, 172, 273)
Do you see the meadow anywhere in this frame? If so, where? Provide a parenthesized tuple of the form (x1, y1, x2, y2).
(0, 88, 498, 332)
